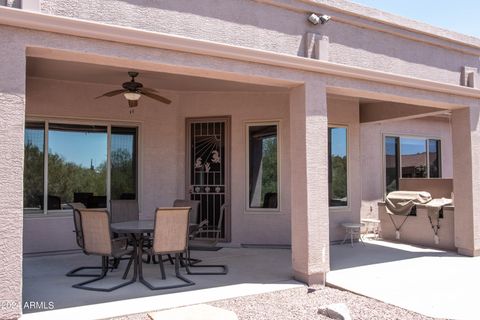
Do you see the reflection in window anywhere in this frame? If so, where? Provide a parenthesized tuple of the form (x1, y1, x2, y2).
(248, 124, 278, 209)
(400, 138, 427, 178)
(329, 127, 348, 207)
(24, 123, 45, 212)
(385, 136, 399, 194)
(111, 127, 137, 200)
(48, 124, 107, 210)
(428, 139, 441, 178)
(385, 136, 442, 193)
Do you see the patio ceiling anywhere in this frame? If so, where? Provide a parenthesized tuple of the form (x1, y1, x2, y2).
(26, 57, 290, 92)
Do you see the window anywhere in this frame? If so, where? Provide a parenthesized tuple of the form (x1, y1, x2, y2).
(428, 139, 441, 178)
(111, 127, 137, 200)
(385, 136, 399, 194)
(329, 127, 348, 207)
(48, 124, 108, 210)
(23, 121, 138, 213)
(385, 136, 441, 193)
(247, 123, 279, 210)
(24, 123, 45, 213)
(401, 138, 427, 178)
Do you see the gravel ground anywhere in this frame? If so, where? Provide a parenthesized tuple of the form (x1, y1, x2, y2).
(110, 285, 433, 320)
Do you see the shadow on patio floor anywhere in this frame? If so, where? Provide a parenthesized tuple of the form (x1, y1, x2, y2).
(22, 247, 296, 316)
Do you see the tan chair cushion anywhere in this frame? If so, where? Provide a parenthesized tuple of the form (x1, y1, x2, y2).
(152, 207, 190, 254)
(80, 209, 112, 255)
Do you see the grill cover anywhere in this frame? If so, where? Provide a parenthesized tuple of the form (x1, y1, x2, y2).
(385, 191, 432, 216)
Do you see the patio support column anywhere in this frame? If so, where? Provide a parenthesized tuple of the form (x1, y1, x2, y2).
(289, 80, 329, 285)
(0, 41, 25, 319)
(451, 106, 480, 256)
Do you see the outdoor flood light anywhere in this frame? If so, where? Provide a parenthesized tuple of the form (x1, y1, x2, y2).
(308, 13, 331, 25)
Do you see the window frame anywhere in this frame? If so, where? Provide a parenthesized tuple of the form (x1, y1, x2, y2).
(245, 121, 281, 214)
(382, 133, 442, 196)
(24, 116, 141, 215)
(328, 124, 350, 210)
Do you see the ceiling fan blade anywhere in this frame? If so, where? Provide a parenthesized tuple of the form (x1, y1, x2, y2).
(141, 87, 158, 93)
(141, 91, 172, 104)
(95, 89, 126, 99)
(128, 100, 138, 108)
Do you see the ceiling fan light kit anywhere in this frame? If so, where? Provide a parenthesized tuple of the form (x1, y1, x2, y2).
(124, 92, 141, 101)
(95, 71, 172, 113)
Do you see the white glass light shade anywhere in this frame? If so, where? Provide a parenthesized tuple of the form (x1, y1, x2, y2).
(124, 92, 141, 101)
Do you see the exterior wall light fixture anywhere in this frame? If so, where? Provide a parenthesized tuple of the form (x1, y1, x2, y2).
(308, 13, 331, 25)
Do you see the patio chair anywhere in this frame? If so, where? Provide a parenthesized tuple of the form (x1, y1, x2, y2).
(39, 195, 61, 210)
(170, 199, 201, 265)
(72, 209, 135, 292)
(173, 199, 200, 225)
(110, 199, 143, 264)
(139, 207, 195, 290)
(110, 199, 139, 223)
(73, 192, 93, 208)
(186, 203, 228, 275)
(66, 204, 109, 277)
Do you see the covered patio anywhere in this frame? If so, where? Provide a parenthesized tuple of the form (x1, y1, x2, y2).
(2, 6, 480, 319)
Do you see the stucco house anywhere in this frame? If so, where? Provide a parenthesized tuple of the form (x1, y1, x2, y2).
(1, 0, 480, 319)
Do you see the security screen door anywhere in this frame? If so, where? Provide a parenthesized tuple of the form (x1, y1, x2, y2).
(187, 118, 230, 241)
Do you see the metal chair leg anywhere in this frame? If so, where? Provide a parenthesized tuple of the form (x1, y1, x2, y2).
(159, 255, 166, 280)
(73, 256, 135, 292)
(66, 257, 116, 277)
(139, 253, 195, 290)
(122, 255, 134, 279)
(341, 228, 349, 245)
(184, 249, 228, 275)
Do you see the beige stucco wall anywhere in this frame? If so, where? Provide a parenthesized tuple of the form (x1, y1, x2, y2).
(0, 30, 25, 319)
(360, 117, 453, 220)
(24, 78, 292, 252)
(39, 0, 480, 87)
(451, 107, 480, 256)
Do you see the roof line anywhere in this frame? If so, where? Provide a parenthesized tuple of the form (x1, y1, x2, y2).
(255, 0, 480, 55)
(1, 6, 479, 100)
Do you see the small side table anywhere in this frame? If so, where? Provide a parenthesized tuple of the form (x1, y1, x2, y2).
(341, 223, 365, 247)
(361, 218, 381, 239)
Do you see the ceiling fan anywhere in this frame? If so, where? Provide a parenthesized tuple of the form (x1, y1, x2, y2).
(96, 71, 171, 113)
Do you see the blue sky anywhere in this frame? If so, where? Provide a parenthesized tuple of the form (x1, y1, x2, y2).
(330, 128, 347, 157)
(351, 0, 480, 38)
(48, 131, 107, 168)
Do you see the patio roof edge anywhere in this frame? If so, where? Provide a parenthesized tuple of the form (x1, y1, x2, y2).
(1, 7, 480, 101)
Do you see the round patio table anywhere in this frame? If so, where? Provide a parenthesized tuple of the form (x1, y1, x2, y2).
(111, 220, 153, 285)
(111, 220, 197, 287)
(340, 222, 365, 247)
(111, 220, 154, 234)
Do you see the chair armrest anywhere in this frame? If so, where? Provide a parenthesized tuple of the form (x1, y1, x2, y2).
(192, 228, 221, 240)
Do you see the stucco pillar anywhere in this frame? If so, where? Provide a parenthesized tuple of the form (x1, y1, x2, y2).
(0, 39, 25, 319)
(289, 80, 329, 285)
(451, 107, 480, 256)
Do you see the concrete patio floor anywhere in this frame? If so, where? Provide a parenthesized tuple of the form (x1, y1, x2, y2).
(328, 239, 480, 320)
(21, 248, 301, 320)
(24, 240, 480, 320)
